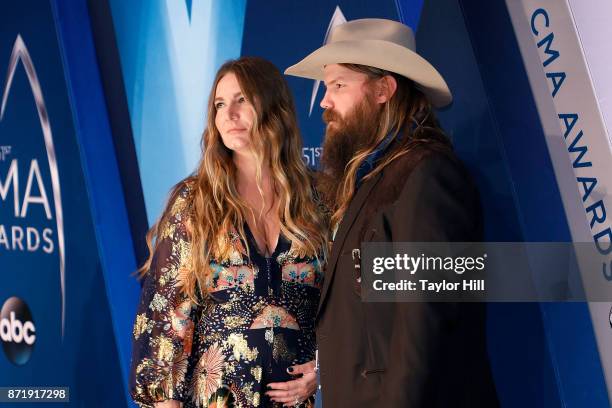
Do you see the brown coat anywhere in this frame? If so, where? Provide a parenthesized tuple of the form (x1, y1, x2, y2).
(317, 143, 498, 407)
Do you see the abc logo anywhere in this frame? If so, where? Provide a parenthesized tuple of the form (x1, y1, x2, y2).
(0, 297, 36, 365)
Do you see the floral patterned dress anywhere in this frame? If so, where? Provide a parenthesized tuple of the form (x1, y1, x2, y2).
(130, 185, 323, 408)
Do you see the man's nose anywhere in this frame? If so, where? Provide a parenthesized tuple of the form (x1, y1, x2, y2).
(320, 91, 332, 110)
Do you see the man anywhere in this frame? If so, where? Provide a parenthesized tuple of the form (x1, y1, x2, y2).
(284, 19, 499, 407)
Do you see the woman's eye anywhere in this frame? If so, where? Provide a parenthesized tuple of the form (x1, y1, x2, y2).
(335, 83, 344, 89)
(215, 102, 225, 109)
(238, 96, 246, 103)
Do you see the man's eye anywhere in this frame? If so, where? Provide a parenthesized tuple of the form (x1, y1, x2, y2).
(335, 83, 344, 89)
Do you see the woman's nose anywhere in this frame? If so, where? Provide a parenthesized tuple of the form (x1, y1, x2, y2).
(227, 103, 239, 120)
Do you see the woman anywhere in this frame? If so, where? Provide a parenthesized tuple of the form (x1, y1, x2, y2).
(130, 57, 328, 408)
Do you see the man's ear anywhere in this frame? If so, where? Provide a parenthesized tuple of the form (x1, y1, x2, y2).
(374, 75, 398, 104)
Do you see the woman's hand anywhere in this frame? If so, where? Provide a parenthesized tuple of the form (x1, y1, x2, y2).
(154, 400, 182, 408)
(266, 360, 317, 407)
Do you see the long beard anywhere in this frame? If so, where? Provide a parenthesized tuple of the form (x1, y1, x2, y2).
(318, 93, 383, 207)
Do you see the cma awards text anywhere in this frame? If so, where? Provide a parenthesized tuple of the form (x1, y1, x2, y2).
(0, 157, 55, 253)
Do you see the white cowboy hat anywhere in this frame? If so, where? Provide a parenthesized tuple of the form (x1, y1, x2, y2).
(285, 18, 452, 108)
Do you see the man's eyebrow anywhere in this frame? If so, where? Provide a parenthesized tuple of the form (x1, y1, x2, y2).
(324, 77, 344, 86)
(214, 92, 243, 102)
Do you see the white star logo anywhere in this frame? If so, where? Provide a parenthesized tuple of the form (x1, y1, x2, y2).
(1, 35, 66, 339)
(308, 6, 347, 116)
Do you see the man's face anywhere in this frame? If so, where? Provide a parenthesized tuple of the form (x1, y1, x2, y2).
(318, 64, 384, 195)
(320, 64, 372, 127)
(317, 64, 398, 205)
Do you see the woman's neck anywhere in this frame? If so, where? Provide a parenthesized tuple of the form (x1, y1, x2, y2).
(233, 151, 280, 256)
(233, 151, 274, 202)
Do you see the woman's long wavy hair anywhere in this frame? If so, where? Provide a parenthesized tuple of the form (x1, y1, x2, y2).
(139, 57, 329, 303)
(328, 64, 451, 229)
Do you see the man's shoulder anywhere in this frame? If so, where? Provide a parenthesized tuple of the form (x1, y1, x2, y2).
(381, 140, 464, 181)
(372, 141, 477, 208)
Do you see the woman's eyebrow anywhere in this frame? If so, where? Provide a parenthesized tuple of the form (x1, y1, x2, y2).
(214, 92, 243, 103)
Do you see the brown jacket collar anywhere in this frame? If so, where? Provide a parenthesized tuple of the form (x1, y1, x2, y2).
(318, 171, 384, 315)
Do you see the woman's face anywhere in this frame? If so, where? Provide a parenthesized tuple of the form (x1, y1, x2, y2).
(214, 72, 255, 153)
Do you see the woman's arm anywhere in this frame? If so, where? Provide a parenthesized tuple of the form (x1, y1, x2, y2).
(130, 186, 197, 407)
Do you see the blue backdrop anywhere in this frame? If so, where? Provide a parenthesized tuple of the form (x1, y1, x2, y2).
(0, 0, 608, 406)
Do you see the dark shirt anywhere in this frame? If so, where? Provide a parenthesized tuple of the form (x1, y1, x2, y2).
(354, 132, 395, 187)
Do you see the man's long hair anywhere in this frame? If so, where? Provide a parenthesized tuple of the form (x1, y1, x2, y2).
(325, 64, 451, 229)
(139, 57, 329, 303)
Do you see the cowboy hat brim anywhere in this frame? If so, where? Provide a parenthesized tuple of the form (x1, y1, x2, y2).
(285, 39, 452, 108)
